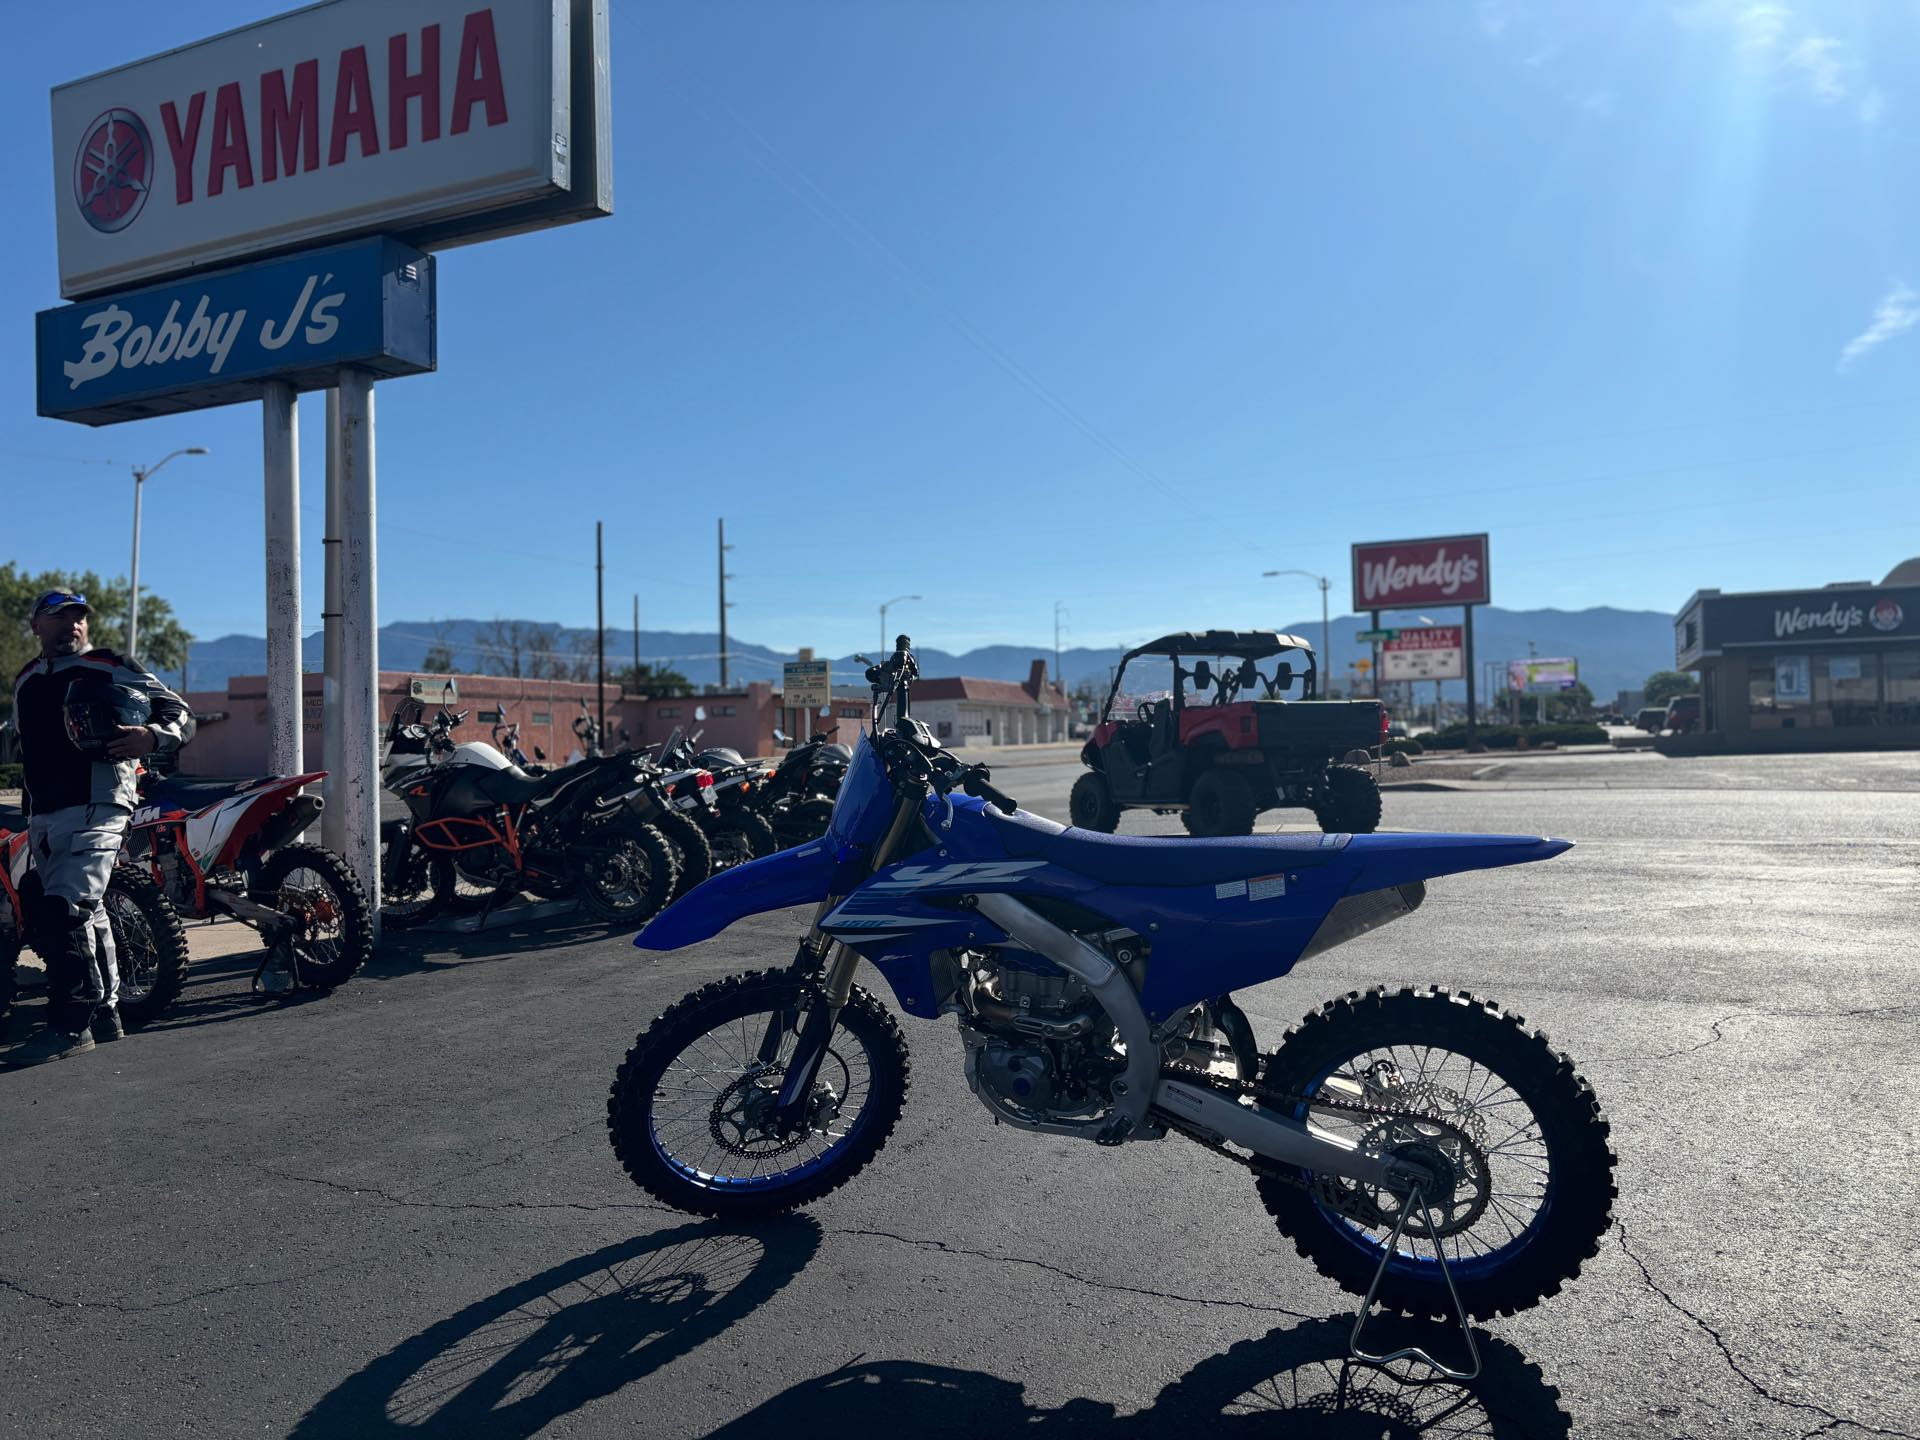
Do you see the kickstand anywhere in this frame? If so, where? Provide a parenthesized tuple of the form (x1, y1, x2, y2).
(250, 930, 302, 994)
(1348, 1183, 1483, 1383)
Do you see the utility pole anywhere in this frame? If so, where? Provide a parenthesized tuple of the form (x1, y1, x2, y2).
(595, 521, 606, 741)
(717, 518, 734, 690)
(1053, 601, 1068, 692)
(632, 594, 640, 691)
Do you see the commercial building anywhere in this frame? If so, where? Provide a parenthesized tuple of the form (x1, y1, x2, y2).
(914, 661, 1070, 747)
(1671, 559, 1920, 752)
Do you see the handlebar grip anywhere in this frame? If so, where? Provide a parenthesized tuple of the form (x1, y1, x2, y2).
(964, 772, 1018, 815)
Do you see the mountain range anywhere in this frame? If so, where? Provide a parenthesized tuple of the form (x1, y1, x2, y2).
(174, 606, 1678, 703)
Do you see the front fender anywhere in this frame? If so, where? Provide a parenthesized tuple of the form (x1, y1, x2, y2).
(633, 839, 838, 951)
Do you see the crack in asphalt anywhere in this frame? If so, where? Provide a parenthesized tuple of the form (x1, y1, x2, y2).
(1615, 1226, 1917, 1440)
(393, 1122, 594, 1201)
(829, 1224, 1317, 1320)
(256, 1164, 679, 1218)
(0, 1260, 362, 1315)
(1590, 1013, 1740, 1066)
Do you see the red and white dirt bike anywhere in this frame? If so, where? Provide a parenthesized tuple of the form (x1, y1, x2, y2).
(1, 807, 191, 1034)
(124, 770, 372, 992)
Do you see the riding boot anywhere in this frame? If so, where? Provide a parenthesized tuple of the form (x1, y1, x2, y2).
(35, 891, 107, 1036)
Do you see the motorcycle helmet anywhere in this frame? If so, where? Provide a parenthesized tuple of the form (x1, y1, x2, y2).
(697, 747, 745, 769)
(819, 743, 853, 763)
(62, 670, 152, 756)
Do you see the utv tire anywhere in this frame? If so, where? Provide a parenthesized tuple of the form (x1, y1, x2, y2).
(1185, 770, 1256, 837)
(1255, 986, 1617, 1321)
(656, 811, 714, 900)
(106, 868, 191, 1030)
(1313, 764, 1381, 834)
(254, 844, 373, 990)
(608, 970, 910, 1218)
(1068, 773, 1120, 833)
(573, 815, 677, 925)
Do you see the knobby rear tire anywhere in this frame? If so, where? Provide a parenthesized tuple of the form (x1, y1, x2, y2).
(255, 843, 373, 990)
(1255, 985, 1616, 1320)
(607, 970, 909, 1219)
(706, 809, 777, 870)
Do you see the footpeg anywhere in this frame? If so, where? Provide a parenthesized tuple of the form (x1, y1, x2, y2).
(1095, 1115, 1135, 1147)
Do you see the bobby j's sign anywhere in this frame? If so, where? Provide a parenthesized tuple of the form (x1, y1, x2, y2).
(37, 237, 435, 424)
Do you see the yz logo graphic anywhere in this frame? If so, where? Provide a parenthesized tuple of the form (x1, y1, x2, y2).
(870, 860, 1046, 890)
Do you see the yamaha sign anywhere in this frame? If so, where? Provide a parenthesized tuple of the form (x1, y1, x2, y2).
(51, 0, 611, 299)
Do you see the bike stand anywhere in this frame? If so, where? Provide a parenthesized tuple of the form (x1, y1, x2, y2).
(1347, 1183, 1483, 1383)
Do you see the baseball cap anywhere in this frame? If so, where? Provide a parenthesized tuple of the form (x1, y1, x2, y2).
(30, 590, 92, 621)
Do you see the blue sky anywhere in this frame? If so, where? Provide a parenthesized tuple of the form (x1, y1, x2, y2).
(5, 0, 1918, 660)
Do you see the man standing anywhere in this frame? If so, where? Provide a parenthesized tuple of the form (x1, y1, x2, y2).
(7, 590, 190, 1065)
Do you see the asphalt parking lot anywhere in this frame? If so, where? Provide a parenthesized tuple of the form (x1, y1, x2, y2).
(3, 746, 1916, 1439)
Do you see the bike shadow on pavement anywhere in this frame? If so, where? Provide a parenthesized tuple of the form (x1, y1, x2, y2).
(363, 908, 635, 976)
(289, 1215, 823, 1439)
(698, 1315, 1573, 1439)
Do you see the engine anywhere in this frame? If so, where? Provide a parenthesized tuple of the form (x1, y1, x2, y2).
(960, 948, 1118, 1126)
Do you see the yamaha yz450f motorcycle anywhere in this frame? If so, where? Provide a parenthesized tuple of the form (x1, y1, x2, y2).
(2, 807, 190, 1032)
(125, 771, 371, 993)
(609, 639, 1616, 1366)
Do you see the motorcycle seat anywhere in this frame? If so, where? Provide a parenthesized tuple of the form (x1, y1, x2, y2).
(469, 765, 569, 804)
(983, 806, 1349, 888)
(143, 776, 256, 812)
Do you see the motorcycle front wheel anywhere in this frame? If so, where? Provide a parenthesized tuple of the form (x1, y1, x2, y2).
(607, 970, 909, 1218)
(571, 815, 676, 924)
(379, 823, 445, 929)
(1256, 985, 1616, 1320)
(106, 869, 191, 1029)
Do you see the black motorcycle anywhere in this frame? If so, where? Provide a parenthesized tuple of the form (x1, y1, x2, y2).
(756, 727, 853, 846)
(656, 731, 778, 873)
(378, 702, 694, 927)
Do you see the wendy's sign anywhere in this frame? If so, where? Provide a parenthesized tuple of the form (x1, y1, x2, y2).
(51, 0, 611, 300)
(1351, 534, 1492, 611)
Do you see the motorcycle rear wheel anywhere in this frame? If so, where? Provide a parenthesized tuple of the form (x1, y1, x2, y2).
(253, 844, 373, 990)
(1255, 985, 1616, 1320)
(607, 969, 909, 1218)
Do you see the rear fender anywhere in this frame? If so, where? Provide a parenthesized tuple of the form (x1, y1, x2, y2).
(634, 839, 839, 951)
(1336, 832, 1570, 891)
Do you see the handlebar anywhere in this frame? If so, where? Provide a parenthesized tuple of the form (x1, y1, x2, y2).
(960, 767, 1018, 815)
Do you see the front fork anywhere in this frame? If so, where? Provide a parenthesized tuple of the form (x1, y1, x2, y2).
(766, 781, 922, 1127)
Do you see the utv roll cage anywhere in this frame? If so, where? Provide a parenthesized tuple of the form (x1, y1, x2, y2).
(1098, 631, 1321, 723)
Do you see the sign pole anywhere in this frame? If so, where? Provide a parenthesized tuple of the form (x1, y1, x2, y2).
(321, 389, 345, 856)
(261, 380, 303, 780)
(336, 368, 381, 934)
(1463, 605, 1477, 745)
(1369, 609, 1381, 698)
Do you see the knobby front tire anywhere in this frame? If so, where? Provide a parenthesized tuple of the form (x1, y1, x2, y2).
(607, 970, 910, 1219)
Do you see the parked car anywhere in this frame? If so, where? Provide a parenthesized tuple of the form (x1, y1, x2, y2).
(1663, 695, 1701, 735)
(1634, 706, 1667, 733)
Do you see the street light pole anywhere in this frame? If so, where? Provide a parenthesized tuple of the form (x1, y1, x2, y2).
(1261, 570, 1331, 692)
(126, 446, 208, 658)
(1053, 601, 1068, 690)
(880, 594, 921, 654)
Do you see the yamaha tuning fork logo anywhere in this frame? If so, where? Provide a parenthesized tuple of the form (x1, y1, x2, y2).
(74, 107, 152, 234)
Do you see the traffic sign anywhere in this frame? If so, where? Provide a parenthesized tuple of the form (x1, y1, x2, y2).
(1355, 628, 1398, 643)
(783, 658, 832, 709)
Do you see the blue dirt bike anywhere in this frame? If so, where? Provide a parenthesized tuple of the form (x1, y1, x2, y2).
(609, 638, 1615, 1365)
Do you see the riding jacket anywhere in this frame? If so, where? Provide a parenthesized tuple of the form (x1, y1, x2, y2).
(11, 650, 191, 815)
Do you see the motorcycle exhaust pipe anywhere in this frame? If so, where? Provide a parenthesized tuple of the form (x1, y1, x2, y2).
(258, 793, 324, 854)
